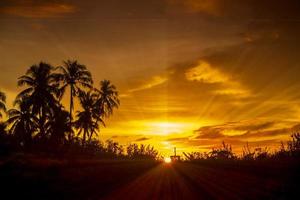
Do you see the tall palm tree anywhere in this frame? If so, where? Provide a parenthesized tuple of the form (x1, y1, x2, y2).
(95, 80, 120, 118)
(16, 62, 60, 138)
(74, 91, 103, 144)
(0, 90, 6, 119)
(6, 96, 38, 146)
(57, 60, 93, 127)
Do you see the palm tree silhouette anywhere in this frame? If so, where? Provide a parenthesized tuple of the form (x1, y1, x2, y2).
(16, 62, 60, 139)
(57, 60, 93, 130)
(6, 96, 38, 146)
(46, 105, 71, 146)
(91, 80, 120, 138)
(95, 80, 120, 118)
(0, 122, 6, 136)
(0, 90, 6, 119)
(74, 91, 103, 145)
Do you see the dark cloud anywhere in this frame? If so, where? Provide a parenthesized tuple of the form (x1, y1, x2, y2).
(0, 0, 76, 18)
(194, 121, 300, 140)
(194, 125, 225, 139)
(135, 137, 150, 142)
(167, 137, 189, 142)
(171, 0, 300, 19)
(231, 121, 275, 131)
(0, 0, 169, 19)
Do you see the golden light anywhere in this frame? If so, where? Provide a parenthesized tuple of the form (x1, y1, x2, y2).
(164, 157, 172, 163)
(147, 121, 197, 135)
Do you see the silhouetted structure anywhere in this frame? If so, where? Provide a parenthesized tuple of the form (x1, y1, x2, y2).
(170, 147, 180, 162)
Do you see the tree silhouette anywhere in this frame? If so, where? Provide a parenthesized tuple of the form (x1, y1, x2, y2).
(106, 139, 124, 156)
(6, 96, 38, 147)
(74, 91, 103, 145)
(46, 105, 71, 147)
(57, 60, 93, 134)
(126, 143, 158, 159)
(92, 80, 120, 137)
(16, 62, 60, 139)
(0, 60, 123, 156)
(0, 90, 6, 119)
(95, 80, 120, 118)
(209, 141, 235, 160)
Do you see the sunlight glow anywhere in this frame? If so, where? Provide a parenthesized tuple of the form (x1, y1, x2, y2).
(148, 121, 195, 135)
(164, 157, 172, 163)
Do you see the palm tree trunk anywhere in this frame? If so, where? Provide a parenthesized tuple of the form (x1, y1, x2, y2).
(69, 86, 73, 140)
(39, 108, 45, 139)
(88, 132, 92, 143)
(83, 130, 86, 146)
(69, 86, 73, 124)
(92, 105, 103, 138)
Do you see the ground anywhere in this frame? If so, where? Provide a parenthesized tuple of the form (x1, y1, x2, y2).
(0, 155, 299, 199)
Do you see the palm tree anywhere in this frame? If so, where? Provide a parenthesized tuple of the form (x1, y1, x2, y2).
(0, 122, 8, 148)
(95, 80, 120, 118)
(6, 96, 38, 146)
(74, 91, 103, 145)
(57, 60, 93, 128)
(45, 105, 71, 146)
(16, 62, 60, 139)
(0, 122, 6, 136)
(0, 90, 6, 119)
(87, 80, 119, 139)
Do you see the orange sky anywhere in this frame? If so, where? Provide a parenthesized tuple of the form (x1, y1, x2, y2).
(1, 0, 300, 156)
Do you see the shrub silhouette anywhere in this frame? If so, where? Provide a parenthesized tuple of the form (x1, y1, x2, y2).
(184, 134, 300, 162)
(209, 141, 236, 160)
(288, 132, 300, 156)
(127, 143, 159, 160)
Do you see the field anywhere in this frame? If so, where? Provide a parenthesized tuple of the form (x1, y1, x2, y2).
(0, 155, 299, 200)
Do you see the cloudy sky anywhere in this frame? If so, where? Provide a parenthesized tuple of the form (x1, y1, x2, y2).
(1, 0, 300, 156)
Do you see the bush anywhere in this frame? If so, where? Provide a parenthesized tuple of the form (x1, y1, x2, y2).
(126, 143, 158, 160)
(209, 141, 236, 160)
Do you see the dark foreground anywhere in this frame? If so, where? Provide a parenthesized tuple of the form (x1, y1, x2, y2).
(0, 155, 299, 200)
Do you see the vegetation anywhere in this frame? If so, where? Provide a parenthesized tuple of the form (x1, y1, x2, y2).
(0, 60, 158, 160)
(0, 60, 299, 163)
(0, 90, 6, 119)
(56, 60, 93, 129)
(0, 61, 299, 200)
(183, 133, 300, 161)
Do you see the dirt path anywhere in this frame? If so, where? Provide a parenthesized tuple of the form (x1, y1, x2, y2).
(104, 163, 281, 200)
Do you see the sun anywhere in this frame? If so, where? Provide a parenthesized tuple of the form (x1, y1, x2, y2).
(164, 157, 172, 163)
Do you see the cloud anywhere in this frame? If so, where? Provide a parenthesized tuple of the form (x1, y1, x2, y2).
(167, 137, 190, 142)
(0, 1, 76, 18)
(169, 0, 221, 15)
(135, 137, 150, 142)
(163, 120, 299, 153)
(185, 60, 251, 97)
(194, 120, 300, 140)
(185, 61, 228, 83)
(170, 0, 300, 19)
(233, 121, 275, 131)
(127, 75, 168, 93)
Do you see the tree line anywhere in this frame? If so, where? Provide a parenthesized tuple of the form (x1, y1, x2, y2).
(183, 133, 300, 161)
(0, 60, 158, 159)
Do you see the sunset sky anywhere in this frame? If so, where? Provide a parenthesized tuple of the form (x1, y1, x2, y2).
(1, 0, 300, 156)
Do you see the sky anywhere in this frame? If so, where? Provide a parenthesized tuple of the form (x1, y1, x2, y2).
(1, 0, 300, 156)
